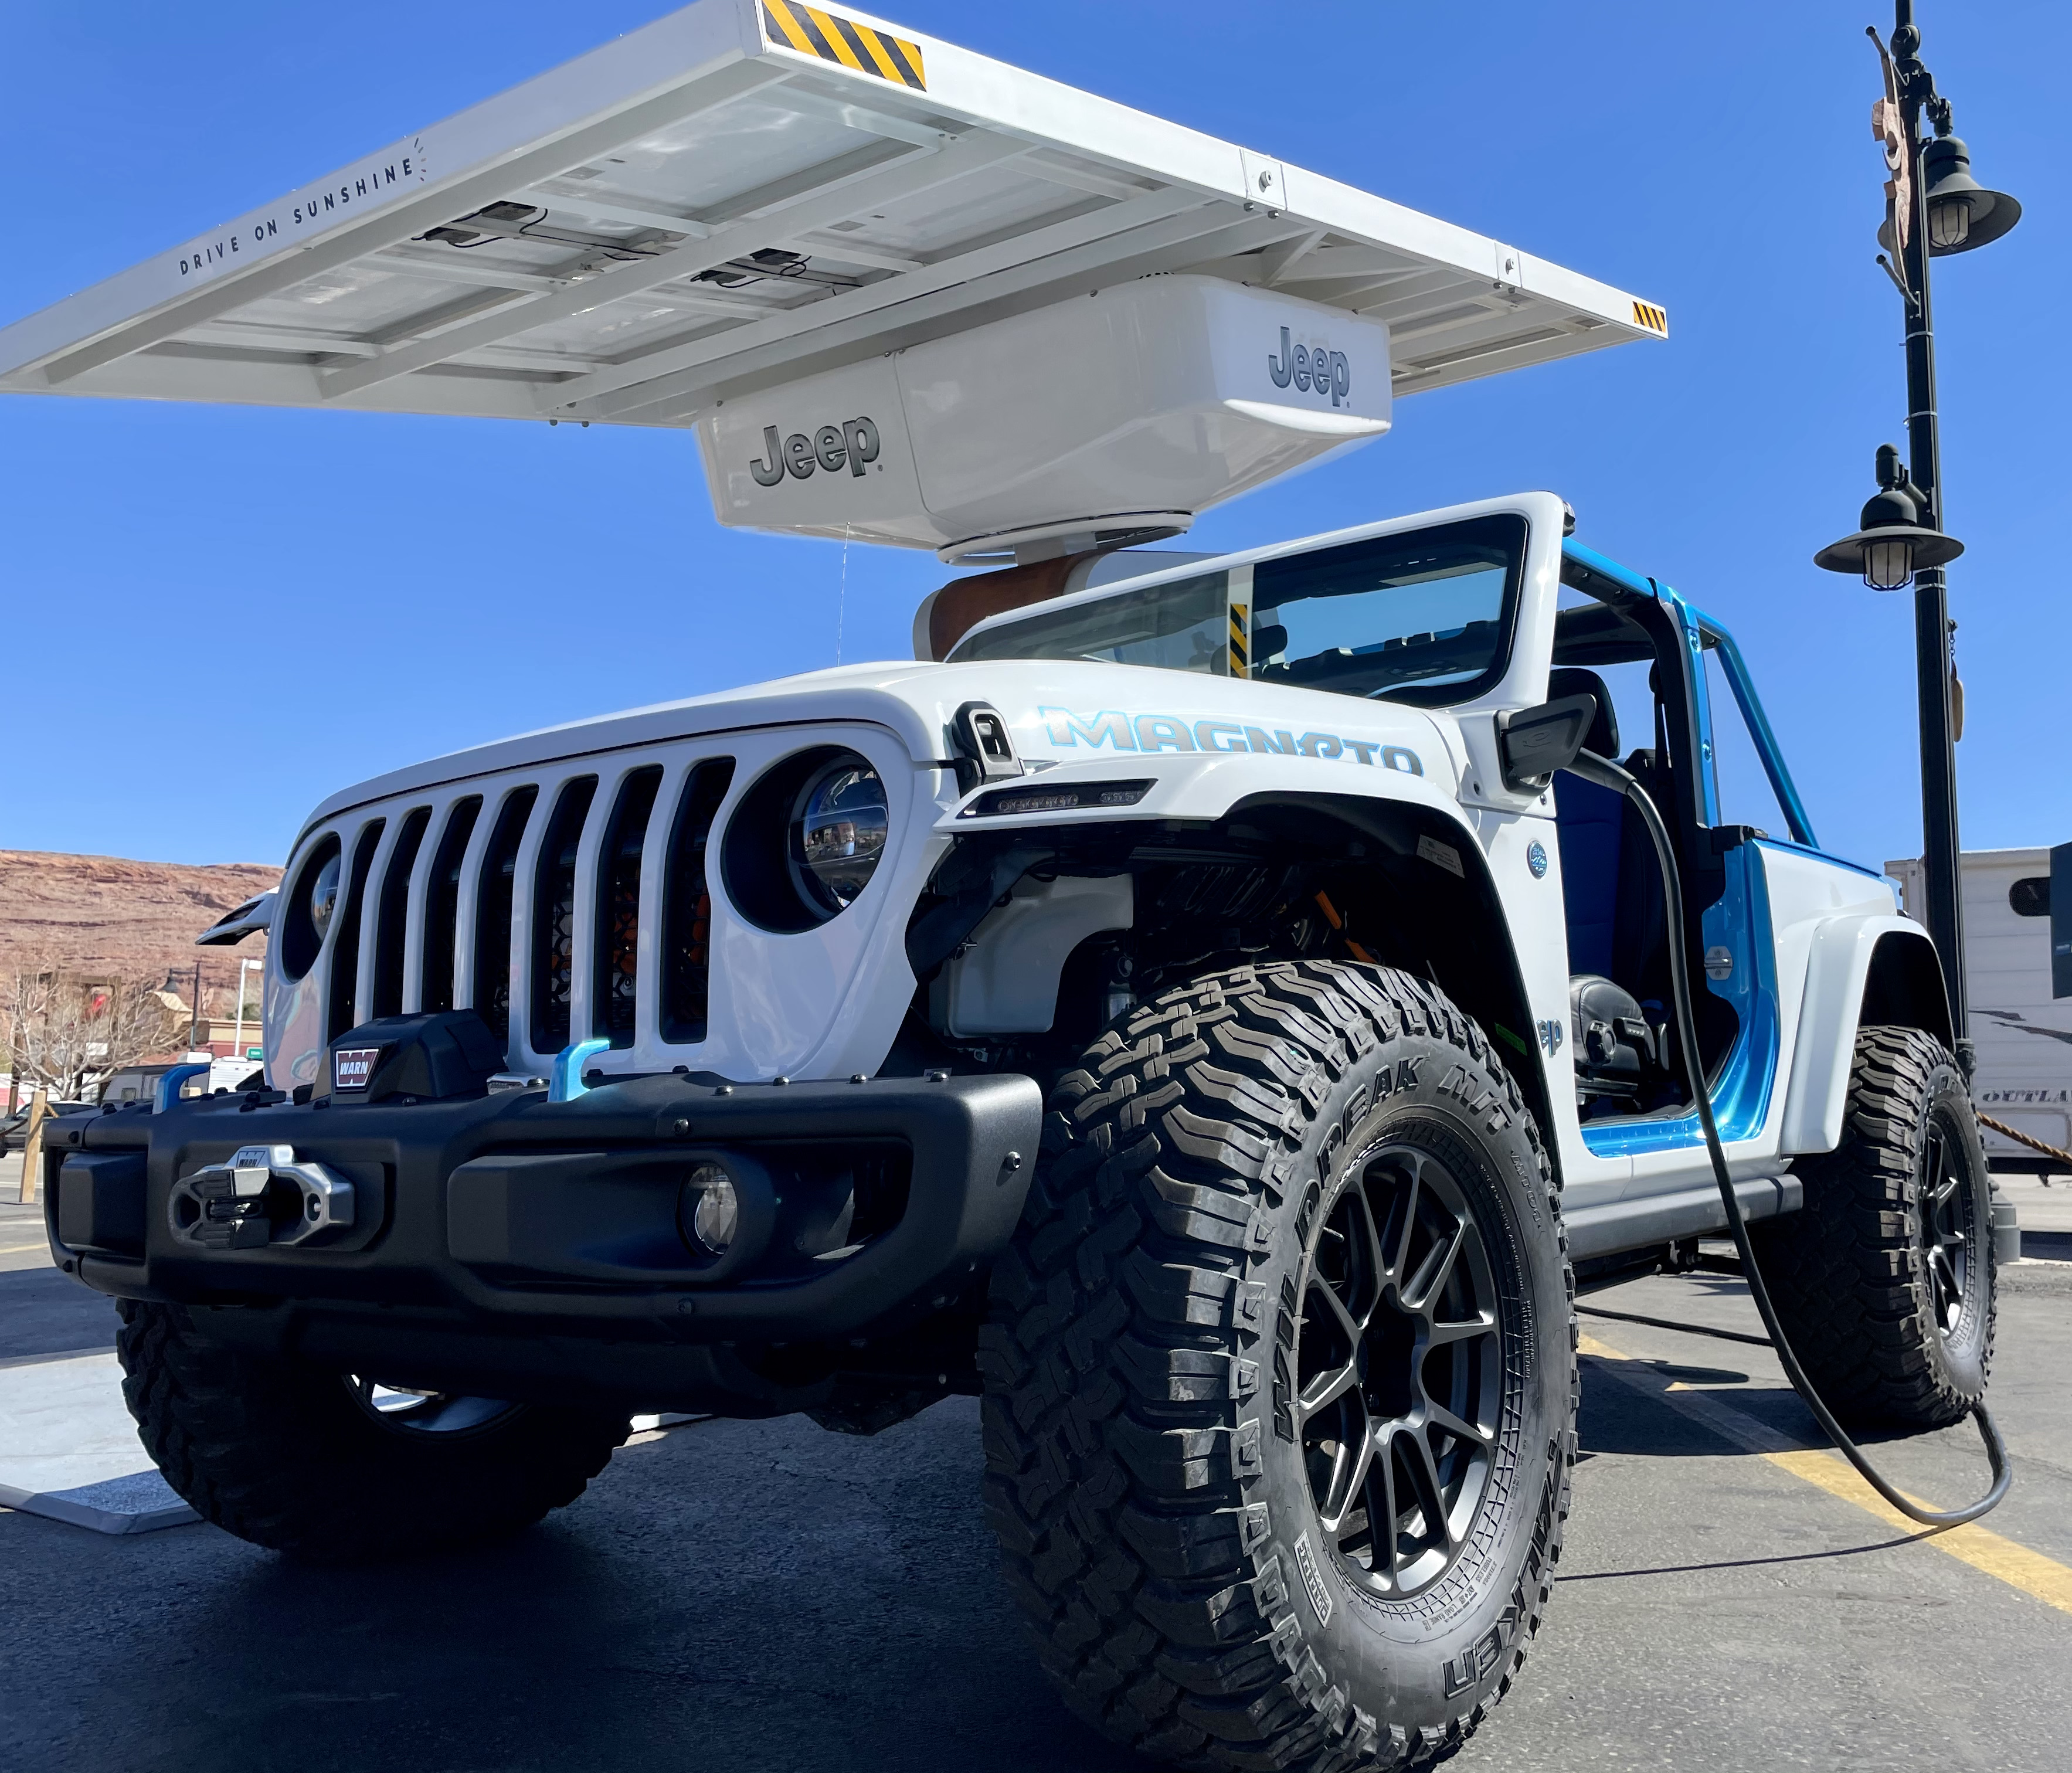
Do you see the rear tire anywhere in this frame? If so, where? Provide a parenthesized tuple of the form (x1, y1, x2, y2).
(117, 1302, 629, 1561)
(979, 961, 1574, 1772)
(1751, 1025, 1995, 1429)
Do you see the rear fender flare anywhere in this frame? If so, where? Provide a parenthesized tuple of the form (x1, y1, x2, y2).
(1780, 915, 1952, 1154)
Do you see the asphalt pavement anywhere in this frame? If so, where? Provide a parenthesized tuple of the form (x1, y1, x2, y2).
(2, 1198, 2069, 1771)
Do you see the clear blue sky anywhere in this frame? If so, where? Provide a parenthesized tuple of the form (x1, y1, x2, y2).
(2, 1, 2062, 872)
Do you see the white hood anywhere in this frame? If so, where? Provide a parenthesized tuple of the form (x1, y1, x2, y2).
(307, 658, 1458, 832)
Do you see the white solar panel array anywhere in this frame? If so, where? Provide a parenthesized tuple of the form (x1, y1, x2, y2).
(0, 0, 1666, 540)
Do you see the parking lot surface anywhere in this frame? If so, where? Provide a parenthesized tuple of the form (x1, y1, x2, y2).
(2, 1208, 2068, 1772)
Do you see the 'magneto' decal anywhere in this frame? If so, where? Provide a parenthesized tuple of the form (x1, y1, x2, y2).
(1039, 707, 1422, 774)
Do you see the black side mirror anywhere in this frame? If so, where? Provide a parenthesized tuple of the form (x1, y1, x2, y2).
(1496, 694, 1598, 794)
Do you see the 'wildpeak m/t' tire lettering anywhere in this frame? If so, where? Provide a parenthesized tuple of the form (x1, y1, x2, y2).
(979, 960, 1575, 1771)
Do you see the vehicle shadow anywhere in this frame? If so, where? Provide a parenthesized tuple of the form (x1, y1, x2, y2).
(1574, 1275, 1969, 1465)
(4, 1398, 1159, 1773)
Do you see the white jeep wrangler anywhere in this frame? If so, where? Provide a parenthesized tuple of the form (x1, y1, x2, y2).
(47, 490, 1992, 1769)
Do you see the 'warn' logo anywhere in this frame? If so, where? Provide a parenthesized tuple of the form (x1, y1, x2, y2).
(748, 416, 881, 486)
(1266, 327, 1352, 407)
(332, 1047, 382, 1092)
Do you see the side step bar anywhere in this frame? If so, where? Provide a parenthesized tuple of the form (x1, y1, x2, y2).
(1564, 1174, 1801, 1263)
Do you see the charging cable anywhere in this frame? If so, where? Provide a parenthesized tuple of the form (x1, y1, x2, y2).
(1565, 748, 2010, 1528)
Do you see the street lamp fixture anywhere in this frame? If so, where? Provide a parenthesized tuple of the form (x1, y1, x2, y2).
(1815, 443, 1964, 590)
(1920, 136, 2020, 254)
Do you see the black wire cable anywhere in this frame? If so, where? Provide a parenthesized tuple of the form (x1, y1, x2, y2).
(1574, 1302, 1775, 1350)
(1564, 747, 2011, 1528)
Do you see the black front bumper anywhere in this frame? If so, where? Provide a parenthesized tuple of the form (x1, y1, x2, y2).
(40, 1072, 1040, 1411)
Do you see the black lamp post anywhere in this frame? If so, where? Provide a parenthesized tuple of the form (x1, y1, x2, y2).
(1815, 1, 2020, 1068)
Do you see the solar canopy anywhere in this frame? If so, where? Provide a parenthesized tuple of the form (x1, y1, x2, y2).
(0, 0, 1667, 432)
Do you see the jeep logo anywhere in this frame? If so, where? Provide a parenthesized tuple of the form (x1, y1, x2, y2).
(748, 416, 881, 487)
(1266, 327, 1351, 407)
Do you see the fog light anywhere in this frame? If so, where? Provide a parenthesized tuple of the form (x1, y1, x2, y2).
(684, 1164, 739, 1255)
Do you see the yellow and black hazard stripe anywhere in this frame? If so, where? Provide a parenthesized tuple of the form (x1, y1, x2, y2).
(1630, 300, 1669, 336)
(1228, 603, 1249, 678)
(762, 2, 926, 90)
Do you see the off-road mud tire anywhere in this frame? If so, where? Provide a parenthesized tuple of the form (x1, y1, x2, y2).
(979, 960, 1574, 1772)
(117, 1301, 629, 1560)
(1750, 1025, 1995, 1429)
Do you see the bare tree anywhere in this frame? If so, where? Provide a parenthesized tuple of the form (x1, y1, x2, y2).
(4, 965, 185, 1101)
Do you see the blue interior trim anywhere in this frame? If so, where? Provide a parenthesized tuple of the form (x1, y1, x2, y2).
(1555, 544, 1812, 1159)
(1581, 841, 1780, 1158)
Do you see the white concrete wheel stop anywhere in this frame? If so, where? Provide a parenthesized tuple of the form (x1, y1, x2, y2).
(0, 1351, 199, 1535)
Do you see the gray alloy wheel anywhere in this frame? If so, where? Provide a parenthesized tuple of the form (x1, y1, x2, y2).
(1295, 1135, 1509, 1601)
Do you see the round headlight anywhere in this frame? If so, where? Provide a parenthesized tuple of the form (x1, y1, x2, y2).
(309, 852, 341, 941)
(791, 755, 887, 915)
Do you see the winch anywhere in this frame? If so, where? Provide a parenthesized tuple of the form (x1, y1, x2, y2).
(167, 1144, 355, 1250)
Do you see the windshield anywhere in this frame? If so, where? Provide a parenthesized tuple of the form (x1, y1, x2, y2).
(951, 572, 1232, 674)
(948, 514, 1526, 706)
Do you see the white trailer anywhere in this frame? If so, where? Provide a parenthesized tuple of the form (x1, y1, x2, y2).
(1892, 845, 2072, 1171)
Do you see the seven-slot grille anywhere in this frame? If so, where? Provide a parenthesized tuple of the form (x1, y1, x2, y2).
(297, 753, 736, 1062)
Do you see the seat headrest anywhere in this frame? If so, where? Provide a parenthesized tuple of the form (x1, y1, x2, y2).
(1547, 667, 1620, 759)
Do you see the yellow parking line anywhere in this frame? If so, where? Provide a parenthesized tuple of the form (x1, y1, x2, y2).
(1579, 1330, 2072, 1619)
(1765, 1448, 2072, 1618)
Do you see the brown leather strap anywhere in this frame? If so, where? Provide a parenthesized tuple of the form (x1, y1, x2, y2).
(924, 552, 1103, 660)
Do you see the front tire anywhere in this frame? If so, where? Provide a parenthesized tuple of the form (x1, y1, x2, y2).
(1751, 1025, 1995, 1429)
(117, 1302, 629, 1561)
(979, 962, 1574, 1772)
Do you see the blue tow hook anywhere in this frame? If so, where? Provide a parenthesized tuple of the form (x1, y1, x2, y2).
(153, 1063, 214, 1113)
(550, 1038, 613, 1103)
